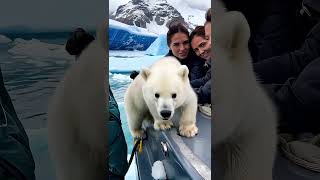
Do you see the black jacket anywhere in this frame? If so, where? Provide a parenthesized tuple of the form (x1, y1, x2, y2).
(222, 0, 303, 62)
(191, 60, 211, 104)
(191, 60, 211, 88)
(254, 22, 320, 133)
(166, 50, 207, 81)
(194, 79, 211, 105)
(254, 22, 320, 83)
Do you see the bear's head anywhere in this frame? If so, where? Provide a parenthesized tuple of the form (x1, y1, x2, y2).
(140, 61, 189, 121)
(212, 1, 253, 107)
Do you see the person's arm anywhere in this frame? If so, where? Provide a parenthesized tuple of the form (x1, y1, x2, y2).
(262, 58, 320, 132)
(254, 53, 298, 84)
(195, 79, 211, 104)
(254, 22, 320, 84)
(191, 68, 211, 88)
(188, 61, 206, 81)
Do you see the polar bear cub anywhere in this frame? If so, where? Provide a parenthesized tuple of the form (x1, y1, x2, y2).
(125, 57, 198, 138)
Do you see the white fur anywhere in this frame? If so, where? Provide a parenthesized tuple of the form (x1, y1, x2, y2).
(124, 57, 198, 138)
(212, 2, 277, 180)
(47, 20, 108, 180)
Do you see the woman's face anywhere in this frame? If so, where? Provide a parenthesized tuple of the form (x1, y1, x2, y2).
(191, 35, 210, 60)
(169, 32, 190, 60)
(204, 22, 212, 58)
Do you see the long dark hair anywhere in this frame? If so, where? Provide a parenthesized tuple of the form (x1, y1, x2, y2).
(205, 8, 212, 23)
(190, 26, 205, 42)
(166, 21, 190, 47)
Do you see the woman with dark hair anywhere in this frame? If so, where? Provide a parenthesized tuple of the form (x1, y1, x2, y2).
(189, 25, 211, 104)
(130, 22, 207, 82)
(165, 22, 207, 81)
(190, 26, 211, 62)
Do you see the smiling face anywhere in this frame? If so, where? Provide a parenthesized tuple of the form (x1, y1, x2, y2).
(169, 32, 190, 60)
(191, 35, 210, 60)
(204, 22, 212, 58)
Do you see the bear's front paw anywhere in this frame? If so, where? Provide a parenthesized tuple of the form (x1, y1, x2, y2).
(154, 120, 173, 131)
(179, 124, 198, 137)
(131, 129, 145, 138)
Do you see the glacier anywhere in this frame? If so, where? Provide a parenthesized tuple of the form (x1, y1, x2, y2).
(109, 19, 157, 50)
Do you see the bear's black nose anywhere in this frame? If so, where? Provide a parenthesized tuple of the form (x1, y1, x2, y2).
(160, 110, 171, 119)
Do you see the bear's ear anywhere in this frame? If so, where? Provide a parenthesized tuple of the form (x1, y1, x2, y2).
(140, 68, 151, 81)
(215, 10, 250, 52)
(178, 65, 189, 81)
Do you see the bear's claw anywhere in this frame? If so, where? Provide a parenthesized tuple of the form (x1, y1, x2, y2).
(154, 120, 173, 131)
(179, 124, 198, 137)
(132, 129, 145, 138)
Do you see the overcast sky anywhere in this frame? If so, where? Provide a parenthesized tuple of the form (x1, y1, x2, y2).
(0, 0, 209, 32)
(0, 0, 107, 31)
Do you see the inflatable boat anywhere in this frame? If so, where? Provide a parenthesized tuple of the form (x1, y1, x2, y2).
(134, 109, 320, 180)
(135, 109, 211, 180)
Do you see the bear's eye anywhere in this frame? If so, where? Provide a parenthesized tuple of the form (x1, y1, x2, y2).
(155, 93, 160, 98)
(172, 93, 177, 99)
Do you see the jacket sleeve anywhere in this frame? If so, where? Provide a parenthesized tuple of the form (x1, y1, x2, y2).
(262, 58, 320, 132)
(188, 61, 206, 81)
(195, 79, 211, 104)
(191, 68, 211, 88)
(253, 22, 320, 84)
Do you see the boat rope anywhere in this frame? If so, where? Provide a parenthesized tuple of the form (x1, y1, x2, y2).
(128, 135, 146, 168)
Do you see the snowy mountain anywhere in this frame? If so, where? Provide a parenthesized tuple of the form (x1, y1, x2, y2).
(110, 0, 209, 34)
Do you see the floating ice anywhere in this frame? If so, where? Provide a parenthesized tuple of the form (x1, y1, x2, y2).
(151, 160, 167, 180)
(8, 38, 73, 60)
(0, 34, 12, 43)
(145, 34, 169, 56)
(109, 50, 163, 73)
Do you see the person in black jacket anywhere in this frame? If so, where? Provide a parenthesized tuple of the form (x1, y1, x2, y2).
(189, 25, 211, 104)
(190, 26, 211, 64)
(165, 22, 207, 81)
(130, 22, 207, 81)
(253, 0, 320, 133)
(182, 8, 212, 105)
